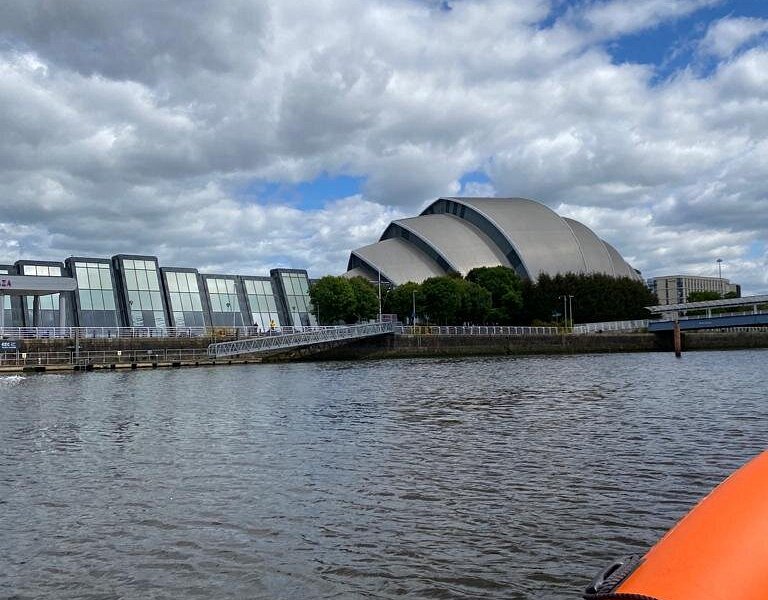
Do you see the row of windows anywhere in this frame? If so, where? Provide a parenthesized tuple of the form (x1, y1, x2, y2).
(209, 292, 240, 313)
(131, 309, 166, 328)
(168, 291, 204, 313)
(123, 259, 157, 271)
(172, 311, 206, 327)
(79, 289, 117, 311)
(23, 265, 62, 276)
(124, 268, 162, 292)
(76, 266, 114, 291)
(207, 278, 237, 295)
(166, 271, 200, 293)
(127, 289, 165, 311)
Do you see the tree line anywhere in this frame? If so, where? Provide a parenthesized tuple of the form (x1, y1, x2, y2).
(309, 266, 657, 326)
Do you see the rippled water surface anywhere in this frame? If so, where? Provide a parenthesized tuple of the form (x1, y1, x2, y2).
(2, 351, 767, 599)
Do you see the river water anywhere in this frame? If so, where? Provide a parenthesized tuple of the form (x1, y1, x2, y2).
(1, 350, 766, 599)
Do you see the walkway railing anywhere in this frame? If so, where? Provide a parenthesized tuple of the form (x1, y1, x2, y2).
(0, 348, 212, 368)
(395, 325, 560, 336)
(0, 325, 333, 340)
(572, 320, 649, 334)
(208, 322, 396, 358)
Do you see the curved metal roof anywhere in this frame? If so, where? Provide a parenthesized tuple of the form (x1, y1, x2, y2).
(562, 218, 616, 276)
(350, 237, 446, 285)
(602, 241, 640, 280)
(383, 214, 509, 276)
(433, 197, 588, 278)
(345, 196, 641, 284)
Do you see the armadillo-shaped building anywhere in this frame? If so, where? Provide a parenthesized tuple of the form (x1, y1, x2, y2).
(346, 197, 640, 285)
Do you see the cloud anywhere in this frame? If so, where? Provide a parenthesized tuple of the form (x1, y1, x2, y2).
(700, 16, 768, 58)
(0, 0, 767, 295)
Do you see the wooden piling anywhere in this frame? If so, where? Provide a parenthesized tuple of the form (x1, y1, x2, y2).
(674, 321, 682, 357)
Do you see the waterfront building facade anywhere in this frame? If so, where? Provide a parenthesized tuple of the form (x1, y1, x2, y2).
(647, 275, 741, 305)
(0, 255, 316, 329)
(66, 257, 122, 327)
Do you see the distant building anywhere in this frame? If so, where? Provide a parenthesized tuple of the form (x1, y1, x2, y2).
(647, 275, 740, 305)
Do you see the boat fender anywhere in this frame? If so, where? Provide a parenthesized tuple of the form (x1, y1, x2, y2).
(584, 555, 656, 600)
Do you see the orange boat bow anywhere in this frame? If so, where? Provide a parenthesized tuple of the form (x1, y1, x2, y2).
(592, 450, 768, 600)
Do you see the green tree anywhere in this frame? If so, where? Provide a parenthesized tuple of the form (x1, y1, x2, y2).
(309, 276, 355, 324)
(457, 280, 492, 324)
(466, 266, 523, 323)
(347, 276, 379, 322)
(385, 281, 421, 323)
(420, 276, 464, 324)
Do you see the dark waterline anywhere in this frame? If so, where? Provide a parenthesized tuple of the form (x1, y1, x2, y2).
(2, 351, 767, 599)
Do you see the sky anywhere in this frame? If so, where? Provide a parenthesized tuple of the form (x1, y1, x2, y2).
(1, 0, 767, 293)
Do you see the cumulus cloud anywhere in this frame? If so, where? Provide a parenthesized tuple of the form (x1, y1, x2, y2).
(0, 0, 766, 294)
(700, 16, 768, 58)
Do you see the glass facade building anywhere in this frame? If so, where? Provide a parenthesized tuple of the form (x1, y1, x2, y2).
(66, 257, 121, 327)
(113, 255, 168, 327)
(271, 269, 316, 327)
(242, 276, 282, 330)
(0, 253, 316, 331)
(18, 261, 66, 327)
(161, 268, 209, 327)
(202, 275, 246, 327)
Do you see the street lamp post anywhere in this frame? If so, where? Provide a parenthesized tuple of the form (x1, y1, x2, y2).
(377, 269, 382, 322)
(568, 295, 574, 329)
(716, 258, 724, 295)
(412, 290, 416, 325)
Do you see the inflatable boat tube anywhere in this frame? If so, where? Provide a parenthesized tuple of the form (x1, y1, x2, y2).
(585, 450, 768, 600)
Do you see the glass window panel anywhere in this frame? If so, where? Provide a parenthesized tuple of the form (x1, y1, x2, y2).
(104, 292, 115, 311)
(139, 290, 151, 309)
(178, 273, 189, 293)
(180, 293, 192, 312)
(167, 272, 179, 292)
(86, 267, 98, 289)
(145, 260, 156, 271)
(76, 266, 90, 288)
(191, 293, 202, 311)
(174, 311, 185, 327)
(169, 292, 181, 309)
(125, 269, 138, 290)
(154, 312, 166, 327)
(209, 294, 221, 312)
(79, 290, 93, 310)
(123, 259, 135, 269)
(187, 273, 199, 291)
(150, 291, 163, 310)
(148, 272, 160, 291)
(92, 290, 104, 310)
(136, 270, 149, 291)
(99, 268, 113, 290)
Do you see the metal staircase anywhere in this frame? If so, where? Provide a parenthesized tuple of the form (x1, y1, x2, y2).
(207, 322, 395, 358)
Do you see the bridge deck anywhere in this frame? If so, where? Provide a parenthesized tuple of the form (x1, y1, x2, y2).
(207, 323, 395, 358)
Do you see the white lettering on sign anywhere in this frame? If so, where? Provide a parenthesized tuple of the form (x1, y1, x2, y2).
(0, 278, 11, 288)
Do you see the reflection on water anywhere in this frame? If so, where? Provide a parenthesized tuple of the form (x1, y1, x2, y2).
(1, 351, 767, 599)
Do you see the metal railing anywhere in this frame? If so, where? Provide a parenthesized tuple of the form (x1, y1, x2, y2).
(0, 325, 342, 340)
(0, 348, 213, 368)
(208, 322, 396, 358)
(394, 325, 560, 336)
(572, 320, 649, 334)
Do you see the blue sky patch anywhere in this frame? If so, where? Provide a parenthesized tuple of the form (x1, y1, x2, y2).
(242, 174, 366, 209)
